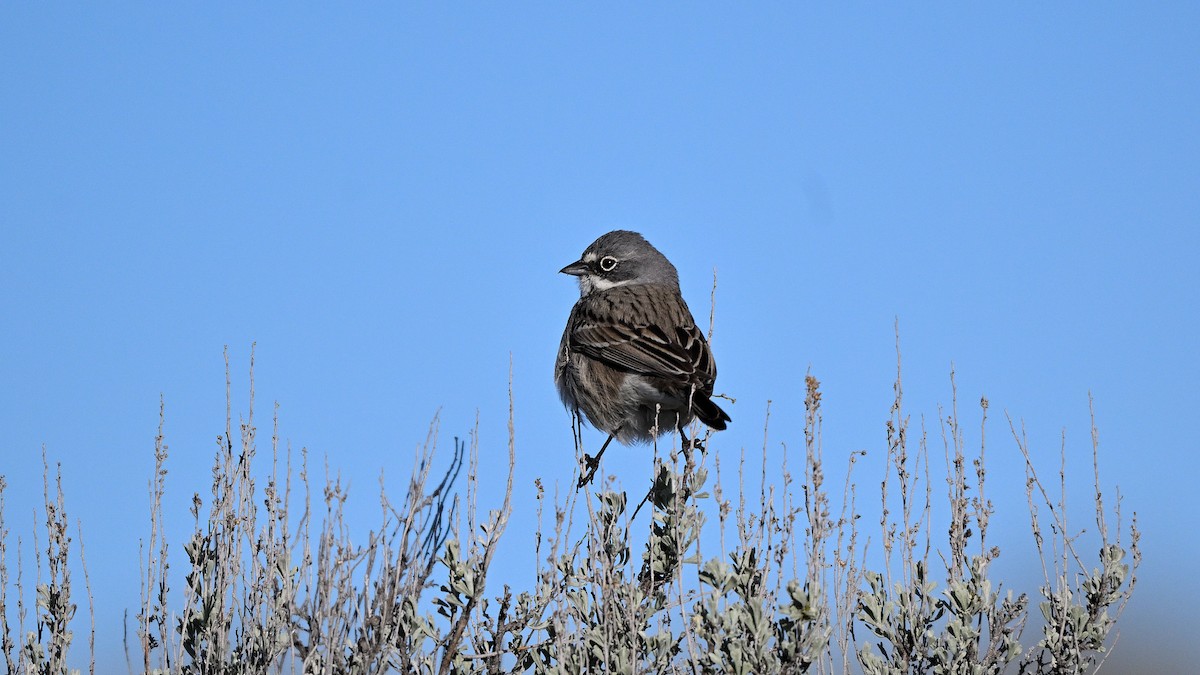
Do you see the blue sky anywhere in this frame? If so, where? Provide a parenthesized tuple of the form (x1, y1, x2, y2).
(2, 4, 1196, 671)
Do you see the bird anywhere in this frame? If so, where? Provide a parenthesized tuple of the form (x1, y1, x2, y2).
(555, 230, 731, 488)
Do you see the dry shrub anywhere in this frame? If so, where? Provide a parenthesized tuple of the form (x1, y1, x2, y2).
(0, 339, 1139, 674)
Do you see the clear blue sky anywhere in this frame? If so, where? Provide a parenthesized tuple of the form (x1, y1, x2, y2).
(2, 4, 1196, 671)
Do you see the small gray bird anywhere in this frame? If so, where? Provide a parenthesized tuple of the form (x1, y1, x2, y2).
(555, 230, 731, 487)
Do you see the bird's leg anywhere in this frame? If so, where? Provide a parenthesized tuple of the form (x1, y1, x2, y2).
(679, 428, 705, 458)
(676, 427, 706, 497)
(578, 434, 615, 489)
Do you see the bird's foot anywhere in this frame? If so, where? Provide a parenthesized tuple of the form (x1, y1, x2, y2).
(577, 435, 615, 490)
(680, 433, 705, 460)
(577, 453, 601, 489)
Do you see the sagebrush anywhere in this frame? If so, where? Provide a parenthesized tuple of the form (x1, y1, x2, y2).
(0, 343, 1139, 674)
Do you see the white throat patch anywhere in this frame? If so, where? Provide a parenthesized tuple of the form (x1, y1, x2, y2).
(580, 275, 629, 295)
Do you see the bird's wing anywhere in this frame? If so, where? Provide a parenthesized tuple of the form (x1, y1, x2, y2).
(570, 314, 715, 388)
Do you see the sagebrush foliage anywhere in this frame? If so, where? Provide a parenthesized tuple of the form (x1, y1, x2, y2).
(0, 348, 1139, 674)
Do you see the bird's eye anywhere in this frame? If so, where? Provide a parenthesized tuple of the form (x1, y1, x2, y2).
(599, 256, 618, 272)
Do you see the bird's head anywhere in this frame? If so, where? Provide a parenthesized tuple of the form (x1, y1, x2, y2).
(560, 230, 680, 296)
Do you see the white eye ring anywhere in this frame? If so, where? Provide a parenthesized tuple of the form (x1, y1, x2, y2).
(599, 256, 618, 272)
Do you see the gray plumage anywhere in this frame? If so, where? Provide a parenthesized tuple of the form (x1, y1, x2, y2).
(555, 231, 731, 452)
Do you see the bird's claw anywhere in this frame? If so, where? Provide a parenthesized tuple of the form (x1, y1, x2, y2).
(681, 434, 705, 458)
(577, 453, 601, 489)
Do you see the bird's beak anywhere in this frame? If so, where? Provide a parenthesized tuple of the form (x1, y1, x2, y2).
(559, 260, 588, 277)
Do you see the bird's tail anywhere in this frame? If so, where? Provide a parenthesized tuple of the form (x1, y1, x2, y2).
(693, 394, 731, 431)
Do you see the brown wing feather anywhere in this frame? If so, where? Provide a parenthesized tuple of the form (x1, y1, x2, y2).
(568, 286, 716, 393)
